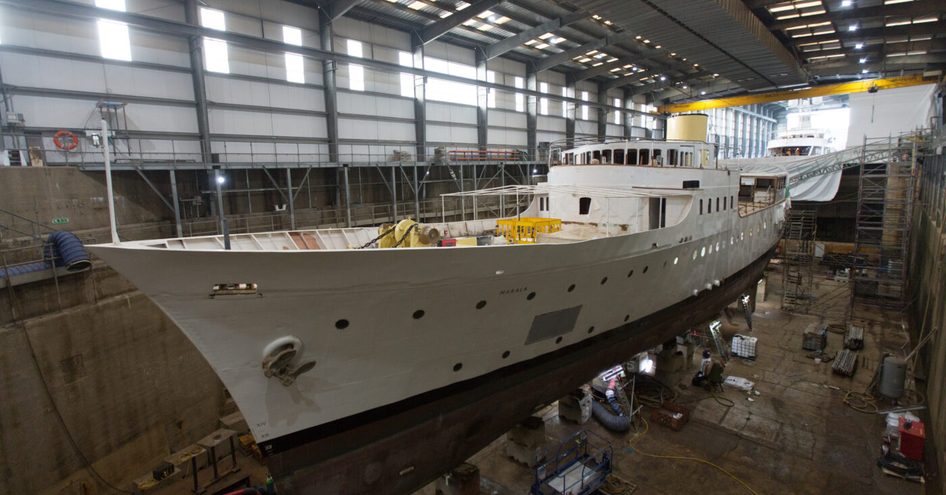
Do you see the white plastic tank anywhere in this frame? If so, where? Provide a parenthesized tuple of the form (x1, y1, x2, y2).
(878, 356, 907, 399)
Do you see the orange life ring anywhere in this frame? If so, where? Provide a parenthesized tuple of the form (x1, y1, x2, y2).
(53, 130, 79, 151)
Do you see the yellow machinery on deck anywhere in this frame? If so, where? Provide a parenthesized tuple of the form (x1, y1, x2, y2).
(496, 218, 562, 244)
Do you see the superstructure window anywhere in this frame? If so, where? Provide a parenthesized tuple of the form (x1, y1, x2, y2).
(668, 149, 678, 166)
(614, 149, 624, 164)
(652, 149, 662, 166)
(717, 197, 720, 212)
(579, 197, 591, 215)
(283, 26, 304, 84)
(699, 199, 703, 215)
(200, 7, 229, 73)
(96, 0, 131, 61)
(639, 150, 649, 165)
(627, 149, 638, 165)
(708, 198, 713, 214)
(602, 150, 612, 164)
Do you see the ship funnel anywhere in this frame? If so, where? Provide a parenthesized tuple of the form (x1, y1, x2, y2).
(666, 114, 708, 142)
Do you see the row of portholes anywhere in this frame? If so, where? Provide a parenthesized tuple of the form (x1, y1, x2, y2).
(334, 221, 773, 331)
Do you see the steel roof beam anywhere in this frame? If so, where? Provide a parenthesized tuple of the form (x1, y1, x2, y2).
(418, 0, 504, 45)
(320, 0, 367, 21)
(788, 23, 943, 46)
(484, 12, 584, 60)
(532, 37, 612, 72)
(770, 1, 942, 32)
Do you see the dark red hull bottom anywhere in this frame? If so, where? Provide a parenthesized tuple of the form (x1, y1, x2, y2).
(264, 249, 773, 494)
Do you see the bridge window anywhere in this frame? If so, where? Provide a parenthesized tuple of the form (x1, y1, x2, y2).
(592, 150, 601, 164)
(716, 197, 720, 212)
(579, 197, 591, 215)
(708, 198, 713, 214)
(639, 150, 649, 166)
(602, 149, 612, 164)
(627, 149, 638, 165)
(668, 149, 678, 166)
(652, 149, 662, 166)
(614, 149, 624, 164)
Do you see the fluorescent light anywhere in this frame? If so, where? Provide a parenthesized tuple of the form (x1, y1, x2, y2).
(859, 57, 866, 63)
(841, 0, 852, 6)
(539, 32, 553, 39)
(407, 1, 425, 9)
(848, 24, 857, 31)
(534, 43, 548, 49)
(855, 42, 863, 49)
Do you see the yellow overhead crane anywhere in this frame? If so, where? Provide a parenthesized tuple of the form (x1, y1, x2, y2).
(657, 74, 941, 114)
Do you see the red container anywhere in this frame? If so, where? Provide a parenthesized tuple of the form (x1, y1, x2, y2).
(898, 417, 925, 461)
(438, 239, 457, 247)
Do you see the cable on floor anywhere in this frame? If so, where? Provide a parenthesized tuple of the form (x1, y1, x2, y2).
(625, 416, 760, 495)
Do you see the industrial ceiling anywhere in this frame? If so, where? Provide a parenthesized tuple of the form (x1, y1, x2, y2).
(335, 0, 946, 103)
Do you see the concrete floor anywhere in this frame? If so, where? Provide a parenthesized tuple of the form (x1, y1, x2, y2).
(417, 269, 924, 495)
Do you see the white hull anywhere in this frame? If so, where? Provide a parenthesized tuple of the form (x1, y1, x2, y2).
(90, 197, 784, 447)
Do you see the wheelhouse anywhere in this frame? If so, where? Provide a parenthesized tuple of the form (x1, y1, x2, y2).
(549, 140, 719, 170)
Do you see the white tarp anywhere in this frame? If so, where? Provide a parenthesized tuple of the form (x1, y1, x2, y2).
(722, 155, 845, 202)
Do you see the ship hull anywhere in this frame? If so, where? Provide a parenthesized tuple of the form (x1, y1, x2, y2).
(266, 247, 773, 494)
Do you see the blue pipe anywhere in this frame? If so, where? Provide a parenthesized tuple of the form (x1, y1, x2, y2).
(43, 231, 91, 271)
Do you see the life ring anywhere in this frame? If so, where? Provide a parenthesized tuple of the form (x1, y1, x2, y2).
(53, 130, 79, 151)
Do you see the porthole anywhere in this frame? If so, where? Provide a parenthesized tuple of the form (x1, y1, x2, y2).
(527, 291, 536, 300)
(335, 319, 349, 330)
(588, 326, 595, 334)
(502, 350, 510, 359)
(413, 310, 425, 319)
(663, 261, 667, 268)
(692, 251, 697, 260)
(476, 300, 487, 309)
(624, 314, 630, 322)
(716, 242, 720, 251)
(600, 277, 608, 285)
(627, 269, 634, 278)
(568, 284, 576, 292)
(730, 237, 734, 245)
(643, 266, 649, 273)
(673, 257, 679, 265)
(453, 362, 463, 372)
(700, 247, 706, 257)
(555, 336, 563, 344)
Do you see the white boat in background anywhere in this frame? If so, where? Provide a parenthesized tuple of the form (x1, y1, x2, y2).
(88, 121, 786, 493)
(767, 128, 836, 157)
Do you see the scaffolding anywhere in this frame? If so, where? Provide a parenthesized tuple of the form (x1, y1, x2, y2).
(781, 208, 817, 313)
(849, 134, 924, 317)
